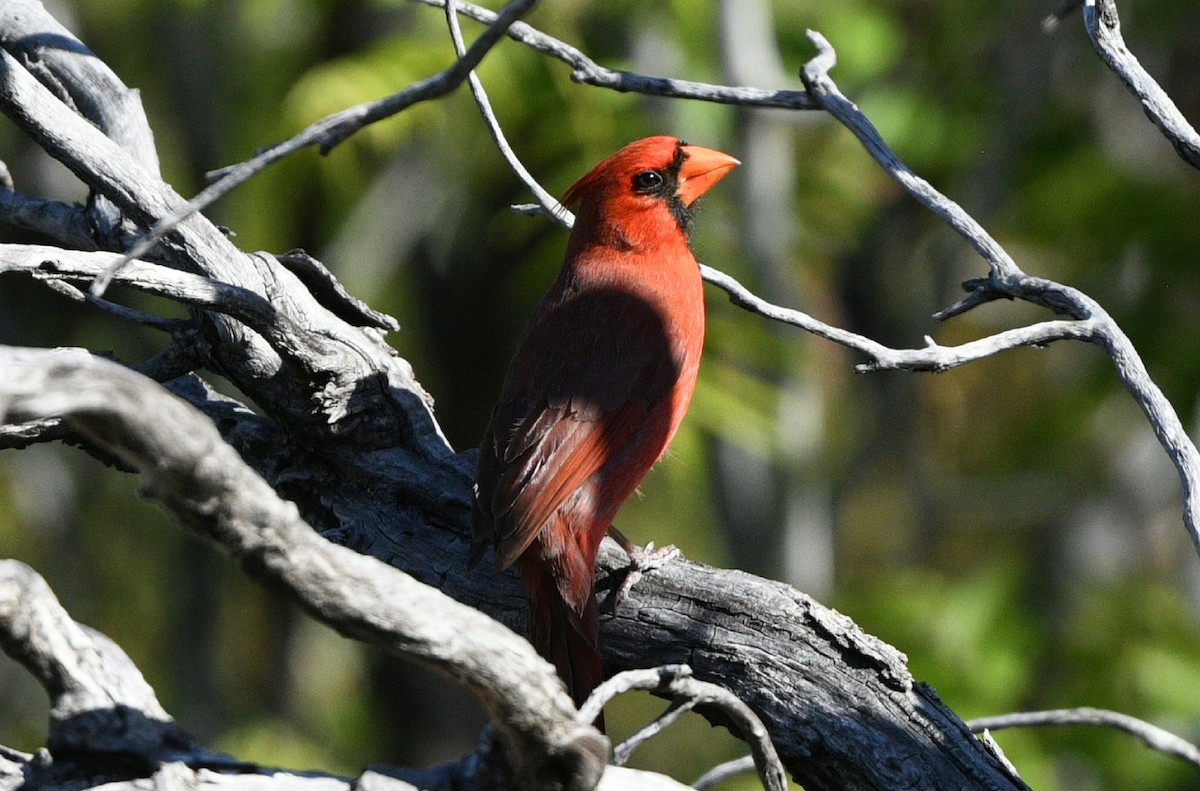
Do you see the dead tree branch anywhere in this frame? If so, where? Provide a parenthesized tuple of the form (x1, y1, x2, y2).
(969, 708, 1200, 771)
(91, 0, 541, 294)
(0, 346, 607, 791)
(1, 0, 1197, 788)
(580, 666, 786, 791)
(1082, 0, 1200, 171)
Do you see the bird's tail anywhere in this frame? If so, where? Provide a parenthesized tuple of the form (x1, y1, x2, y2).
(525, 570, 606, 733)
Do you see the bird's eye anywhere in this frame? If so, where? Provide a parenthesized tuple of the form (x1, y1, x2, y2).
(632, 170, 664, 192)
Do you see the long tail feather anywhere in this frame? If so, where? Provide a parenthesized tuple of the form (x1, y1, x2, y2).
(526, 568, 606, 733)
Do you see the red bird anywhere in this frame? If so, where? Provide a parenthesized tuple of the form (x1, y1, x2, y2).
(471, 136, 739, 723)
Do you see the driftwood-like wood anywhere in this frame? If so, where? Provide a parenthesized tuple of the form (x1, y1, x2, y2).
(2, 0, 1198, 789)
(0, 0, 1022, 787)
(0, 343, 1026, 789)
(0, 1, 1025, 783)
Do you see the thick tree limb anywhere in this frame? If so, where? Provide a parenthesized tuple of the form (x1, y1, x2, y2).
(0, 343, 1031, 790)
(0, 346, 608, 791)
(0, 349, 756, 791)
(1, 0, 1196, 788)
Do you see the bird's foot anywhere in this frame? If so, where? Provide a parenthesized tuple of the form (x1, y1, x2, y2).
(610, 530, 681, 610)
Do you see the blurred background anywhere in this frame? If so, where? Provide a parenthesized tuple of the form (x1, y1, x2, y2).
(2, 0, 1200, 788)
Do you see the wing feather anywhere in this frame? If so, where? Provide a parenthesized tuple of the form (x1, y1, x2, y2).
(471, 285, 684, 578)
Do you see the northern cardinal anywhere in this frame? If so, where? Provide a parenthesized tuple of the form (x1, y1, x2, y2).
(471, 136, 739, 725)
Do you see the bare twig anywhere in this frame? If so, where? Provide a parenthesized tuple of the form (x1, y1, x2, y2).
(443, 0, 572, 226)
(691, 756, 756, 790)
(91, 0, 540, 296)
(796, 29, 1200, 562)
(614, 699, 697, 768)
(411, 0, 819, 112)
(700, 264, 1100, 372)
(968, 708, 1200, 771)
(580, 666, 786, 791)
(1082, 0, 1200, 171)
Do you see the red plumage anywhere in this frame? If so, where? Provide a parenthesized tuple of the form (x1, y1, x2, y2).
(471, 136, 738, 729)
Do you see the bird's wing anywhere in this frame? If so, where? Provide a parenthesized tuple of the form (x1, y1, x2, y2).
(471, 286, 683, 573)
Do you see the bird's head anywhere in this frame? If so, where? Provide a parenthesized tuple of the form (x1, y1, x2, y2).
(563, 136, 739, 244)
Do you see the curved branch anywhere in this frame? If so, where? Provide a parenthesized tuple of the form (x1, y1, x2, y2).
(799, 33, 1021, 285)
(580, 665, 786, 791)
(1082, 0, 1200, 171)
(692, 757, 757, 790)
(969, 708, 1200, 771)
(412, 0, 818, 111)
(796, 29, 1200, 561)
(94, 0, 540, 294)
(0, 559, 233, 764)
(0, 346, 607, 791)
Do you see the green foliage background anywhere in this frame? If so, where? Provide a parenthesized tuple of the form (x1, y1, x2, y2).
(2, 1, 1200, 788)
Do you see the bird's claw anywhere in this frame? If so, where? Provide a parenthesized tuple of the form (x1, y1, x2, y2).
(613, 541, 681, 611)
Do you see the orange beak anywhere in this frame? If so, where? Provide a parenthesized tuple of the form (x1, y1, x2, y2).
(677, 145, 740, 206)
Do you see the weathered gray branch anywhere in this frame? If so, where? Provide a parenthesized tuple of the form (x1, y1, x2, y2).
(93, 0, 541, 294)
(412, 0, 819, 111)
(796, 29, 1200, 562)
(1082, 0, 1200, 171)
(580, 666, 785, 791)
(0, 346, 608, 791)
(968, 708, 1200, 771)
(2, 0, 1197, 789)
